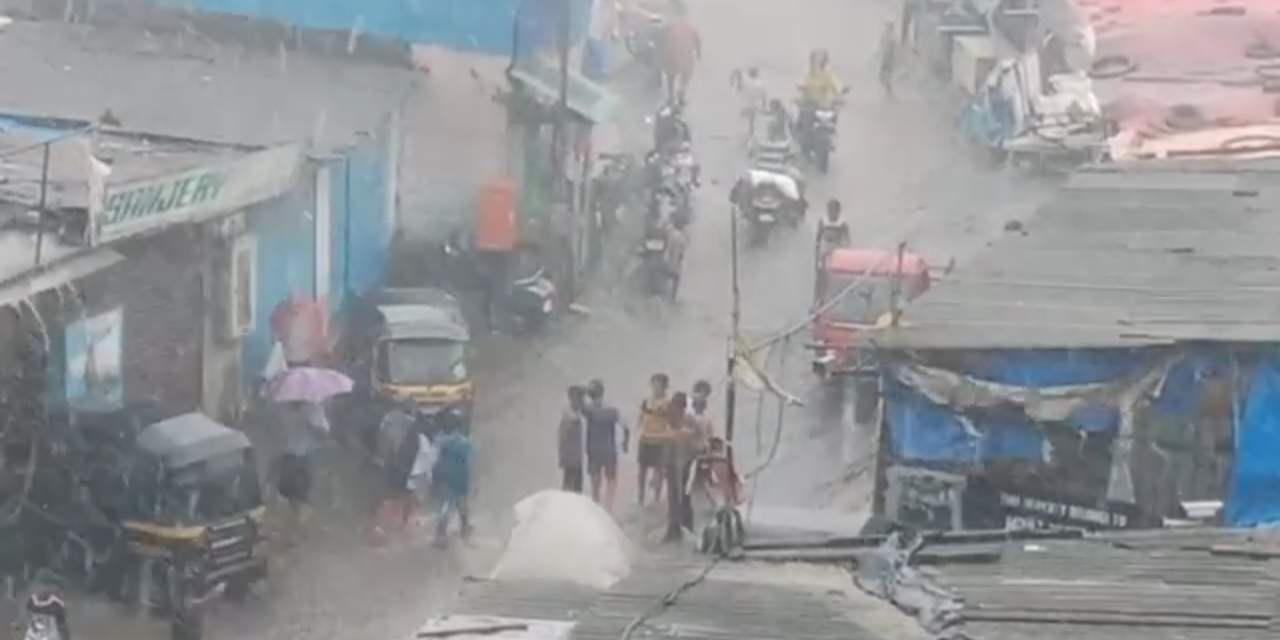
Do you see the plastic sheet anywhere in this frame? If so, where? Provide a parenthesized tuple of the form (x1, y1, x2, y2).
(854, 532, 965, 639)
(490, 490, 634, 589)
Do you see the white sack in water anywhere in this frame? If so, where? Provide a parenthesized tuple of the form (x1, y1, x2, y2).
(489, 490, 633, 589)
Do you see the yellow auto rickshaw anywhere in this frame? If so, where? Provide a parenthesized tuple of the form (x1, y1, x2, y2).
(366, 288, 474, 429)
(123, 412, 268, 611)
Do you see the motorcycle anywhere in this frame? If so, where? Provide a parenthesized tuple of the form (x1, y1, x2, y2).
(592, 152, 640, 234)
(507, 267, 556, 334)
(646, 150, 697, 230)
(744, 193, 781, 246)
(734, 170, 802, 246)
(796, 90, 848, 173)
(636, 226, 674, 299)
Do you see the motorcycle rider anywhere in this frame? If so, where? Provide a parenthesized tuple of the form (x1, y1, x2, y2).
(751, 99, 794, 175)
(796, 49, 843, 139)
(817, 198, 851, 255)
(26, 582, 71, 640)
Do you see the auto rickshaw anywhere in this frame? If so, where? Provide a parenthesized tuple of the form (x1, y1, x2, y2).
(121, 413, 268, 613)
(24, 405, 266, 640)
(361, 288, 474, 433)
(809, 247, 931, 416)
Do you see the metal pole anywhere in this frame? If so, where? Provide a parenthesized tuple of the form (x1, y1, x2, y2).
(888, 241, 906, 326)
(552, 0, 576, 298)
(33, 143, 51, 265)
(725, 206, 742, 445)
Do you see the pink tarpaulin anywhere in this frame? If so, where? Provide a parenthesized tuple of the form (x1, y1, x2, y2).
(1074, 0, 1280, 156)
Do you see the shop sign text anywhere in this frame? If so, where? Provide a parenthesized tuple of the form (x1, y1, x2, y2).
(91, 143, 303, 245)
(999, 492, 1131, 530)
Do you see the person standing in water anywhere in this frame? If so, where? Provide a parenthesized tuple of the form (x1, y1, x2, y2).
(663, 391, 698, 539)
(558, 385, 587, 493)
(432, 409, 474, 546)
(636, 373, 672, 507)
(584, 379, 629, 512)
(660, 1, 701, 103)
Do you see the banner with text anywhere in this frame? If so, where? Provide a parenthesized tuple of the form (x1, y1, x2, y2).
(91, 143, 305, 246)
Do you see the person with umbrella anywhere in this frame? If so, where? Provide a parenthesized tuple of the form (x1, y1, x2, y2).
(267, 365, 354, 545)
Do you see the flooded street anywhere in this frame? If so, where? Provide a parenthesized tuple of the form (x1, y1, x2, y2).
(16, 0, 1048, 638)
(217, 0, 1046, 635)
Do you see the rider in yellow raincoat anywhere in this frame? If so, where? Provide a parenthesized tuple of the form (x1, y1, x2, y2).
(798, 49, 842, 109)
(796, 49, 843, 145)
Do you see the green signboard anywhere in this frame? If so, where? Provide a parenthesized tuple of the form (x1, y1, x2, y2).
(92, 144, 304, 245)
(100, 170, 226, 228)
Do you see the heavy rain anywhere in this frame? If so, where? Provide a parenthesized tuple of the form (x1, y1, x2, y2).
(0, 0, 1277, 639)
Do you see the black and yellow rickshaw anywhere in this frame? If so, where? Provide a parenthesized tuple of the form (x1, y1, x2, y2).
(364, 287, 474, 431)
(120, 412, 268, 616)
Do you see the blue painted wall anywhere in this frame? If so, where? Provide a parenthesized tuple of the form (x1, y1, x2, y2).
(138, 0, 590, 55)
(328, 120, 392, 314)
(243, 188, 316, 381)
(514, 0, 592, 62)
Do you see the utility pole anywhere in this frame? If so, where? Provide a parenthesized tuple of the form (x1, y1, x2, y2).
(551, 0, 576, 299)
(725, 207, 743, 444)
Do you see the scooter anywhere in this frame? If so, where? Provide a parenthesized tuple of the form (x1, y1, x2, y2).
(507, 268, 556, 334)
(636, 226, 675, 300)
(796, 88, 849, 173)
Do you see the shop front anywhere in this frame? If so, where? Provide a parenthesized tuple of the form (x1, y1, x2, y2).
(84, 143, 307, 420)
(505, 56, 617, 298)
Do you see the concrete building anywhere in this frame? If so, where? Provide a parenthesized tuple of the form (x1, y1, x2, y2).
(0, 19, 406, 421)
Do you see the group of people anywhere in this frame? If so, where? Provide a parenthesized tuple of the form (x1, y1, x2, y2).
(268, 397, 473, 548)
(558, 374, 740, 531)
(367, 403, 474, 547)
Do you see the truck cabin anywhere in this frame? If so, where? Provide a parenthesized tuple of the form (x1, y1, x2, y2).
(814, 248, 930, 334)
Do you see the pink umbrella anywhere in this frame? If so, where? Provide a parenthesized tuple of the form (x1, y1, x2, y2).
(270, 367, 354, 403)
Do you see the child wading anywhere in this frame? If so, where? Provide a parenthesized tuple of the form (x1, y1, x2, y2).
(432, 410, 474, 546)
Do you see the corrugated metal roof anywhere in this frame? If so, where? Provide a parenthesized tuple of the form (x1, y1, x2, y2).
(862, 162, 1280, 350)
(448, 555, 902, 640)
(929, 531, 1280, 640)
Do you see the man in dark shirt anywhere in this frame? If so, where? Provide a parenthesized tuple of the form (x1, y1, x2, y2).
(584, 379, 629, 513)
(558, 385, 587, 493)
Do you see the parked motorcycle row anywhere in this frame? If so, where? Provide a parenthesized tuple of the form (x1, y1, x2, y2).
(636, 101, 700, 301)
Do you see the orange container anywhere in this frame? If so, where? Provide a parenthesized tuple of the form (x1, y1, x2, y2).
(474, 177, 518, 251)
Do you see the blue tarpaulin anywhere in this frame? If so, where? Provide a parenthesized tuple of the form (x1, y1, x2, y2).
(954, 349, 1151, 387)
(1226, 358, 1280, 526)
(886, 381, 1045, 463)
(886, 350, 1150, 463)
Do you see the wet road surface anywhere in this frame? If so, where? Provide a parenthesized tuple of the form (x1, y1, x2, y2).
(61, 0, 1050, 638)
